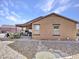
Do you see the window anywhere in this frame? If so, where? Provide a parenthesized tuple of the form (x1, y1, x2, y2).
(33, 24, 40, 34)
(53, 24, 60, 36)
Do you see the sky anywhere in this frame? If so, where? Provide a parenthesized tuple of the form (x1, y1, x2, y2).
(0, 0, 79, 25)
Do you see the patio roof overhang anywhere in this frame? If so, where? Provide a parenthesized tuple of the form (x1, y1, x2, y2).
(16, 23, 32, 29)
(16, 16, 43, 29)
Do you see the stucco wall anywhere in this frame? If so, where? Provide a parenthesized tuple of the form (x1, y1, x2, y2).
(32, 15, 77, 40)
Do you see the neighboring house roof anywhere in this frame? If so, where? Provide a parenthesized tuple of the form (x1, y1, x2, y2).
(1, 25, 16, 28)
(16, 13, 79, 27)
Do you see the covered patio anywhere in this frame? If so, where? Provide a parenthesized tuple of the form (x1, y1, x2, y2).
(16, 23, 32, 31)
(16, 16, 43, 33)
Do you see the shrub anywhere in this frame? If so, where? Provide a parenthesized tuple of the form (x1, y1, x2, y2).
(8, 32, 21, 39)
(14, 32, 21, 39)
(9, 33, 14, 39)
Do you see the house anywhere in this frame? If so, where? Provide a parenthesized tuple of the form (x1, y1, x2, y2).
(0, 25, 17, 33)
(16, 13, 79, 40)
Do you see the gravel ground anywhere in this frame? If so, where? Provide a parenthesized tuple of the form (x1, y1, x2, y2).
(0, 41, 27, 59)
(8, 40, 79, 59)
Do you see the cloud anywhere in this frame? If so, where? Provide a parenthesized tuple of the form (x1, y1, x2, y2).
(5, 14, 27, 24)
(0, 4, 19, 22)
(74, 4, 79, 7)
(13, 0, 29, 10)
(6, 16, 17, 22)
(0, 8, 18, 23)
(3, 0, 8, 7)
(17, 19, 27, 24)
(2, 0, 14, 7)
(36, 0, 71, 14)
(8, 0, 14, 7)
(0, 4, 10, 17)
(0, 4, 4, 7)
(0, 0, 29, 24)
(5, 11, 22, 22)
(37, 0, 56, 12)
(40, 0, 55, 12)
(3, 7, 10, 16)
(4, 11, 27, 23)
(0, 0, 26, 22)
(59, 0, 71, 5)
(0, 3, 10, 16)
(53, 4, 71, 14)
(0, 10, 5, 16)
(5, 15, 27, 24)
(11, 11, 20, 18)
(53, 0, 71, 14)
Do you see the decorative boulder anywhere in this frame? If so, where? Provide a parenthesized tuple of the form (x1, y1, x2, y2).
(35, 51, 54, 59)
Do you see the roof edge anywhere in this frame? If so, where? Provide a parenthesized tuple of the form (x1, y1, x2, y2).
(16, 13, 79, 27)
(42, 13, 79, 23)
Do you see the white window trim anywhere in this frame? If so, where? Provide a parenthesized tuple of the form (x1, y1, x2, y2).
(33, 24, 40, 34)
(53, 24, 60, 35)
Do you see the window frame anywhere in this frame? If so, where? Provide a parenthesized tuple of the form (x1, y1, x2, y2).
(33, 24, 40, 34)
(53, 24, 60, 36)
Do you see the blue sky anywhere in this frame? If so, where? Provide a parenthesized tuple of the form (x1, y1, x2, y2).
(0, 0, 79, 25)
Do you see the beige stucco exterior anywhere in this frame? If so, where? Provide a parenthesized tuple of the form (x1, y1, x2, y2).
(32, 14, 77, 40)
